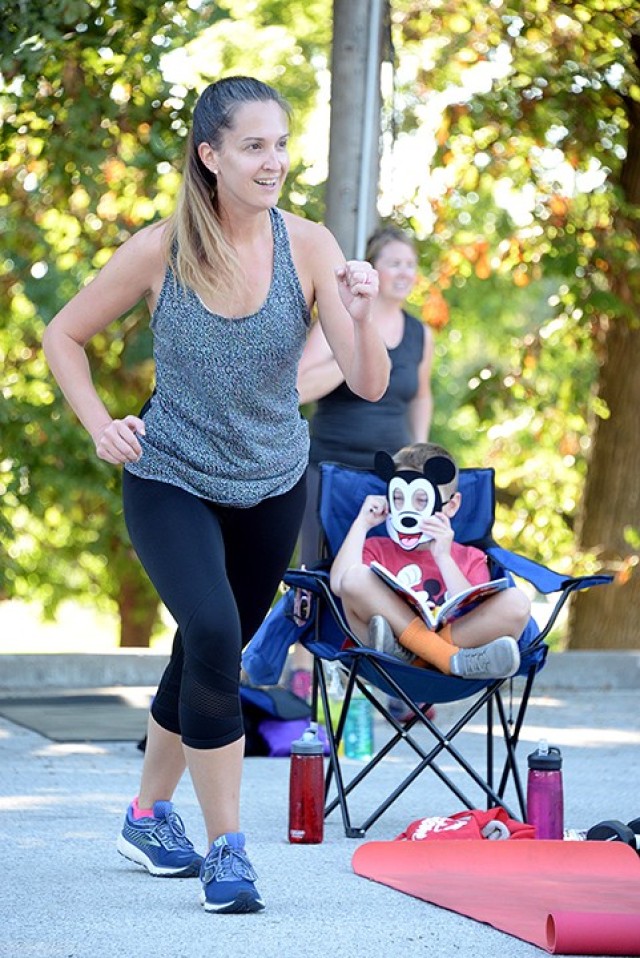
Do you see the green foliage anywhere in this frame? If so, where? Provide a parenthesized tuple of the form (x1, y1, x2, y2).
(4, 0, 640, 647)
(389, 0, 640, 586)
(1, 0, 328, 640)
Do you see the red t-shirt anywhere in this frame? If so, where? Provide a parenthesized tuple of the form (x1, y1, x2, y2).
(362, 536, 489, 607)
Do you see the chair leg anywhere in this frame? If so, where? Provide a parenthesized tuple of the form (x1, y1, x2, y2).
(315, 657, 366, 838)
(486, 694, 494, 801)
(494, 668, 537, 819)
(323, 658, 521, 835)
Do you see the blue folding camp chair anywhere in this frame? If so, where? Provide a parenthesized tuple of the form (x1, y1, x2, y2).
(244, 461, 612, 837)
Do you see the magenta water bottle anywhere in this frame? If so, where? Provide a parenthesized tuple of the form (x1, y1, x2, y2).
(288, 723, 324, 844)
(527, 740, 564, 840)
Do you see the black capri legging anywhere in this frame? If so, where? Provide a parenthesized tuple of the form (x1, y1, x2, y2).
(122, 470, 306, 750)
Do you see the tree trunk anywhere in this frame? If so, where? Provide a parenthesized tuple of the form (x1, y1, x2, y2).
(569, 40, 640, 649)
(569, 319, 640, 649)
(117, 566, 160, 648)
(325, 0, 385, 257)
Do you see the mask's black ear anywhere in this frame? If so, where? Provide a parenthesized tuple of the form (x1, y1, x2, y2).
(374, 451, 396, 482)
(423, 456, 456, 487)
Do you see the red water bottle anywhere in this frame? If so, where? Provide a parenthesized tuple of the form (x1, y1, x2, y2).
(527, 740, 564, 840)
(288, 723, 325, 844)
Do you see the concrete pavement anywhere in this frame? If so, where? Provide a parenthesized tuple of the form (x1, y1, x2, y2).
(1, 651, 639, 958)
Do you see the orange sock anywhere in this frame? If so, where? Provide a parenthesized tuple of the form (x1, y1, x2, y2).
(399, 618, 458, 674)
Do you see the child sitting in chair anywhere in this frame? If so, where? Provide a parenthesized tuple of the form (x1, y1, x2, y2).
(329, 442, 531, 680)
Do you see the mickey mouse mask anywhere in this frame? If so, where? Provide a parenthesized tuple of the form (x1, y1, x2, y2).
(374, 451, 456, 552)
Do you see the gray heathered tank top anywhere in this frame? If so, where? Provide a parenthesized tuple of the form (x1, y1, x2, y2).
(125, 207, 311, 507)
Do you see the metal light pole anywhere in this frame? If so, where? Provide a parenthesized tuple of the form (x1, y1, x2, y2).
(325, 0, 386, 259)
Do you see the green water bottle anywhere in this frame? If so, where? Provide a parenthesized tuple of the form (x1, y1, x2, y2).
(343, 686, 374, 760)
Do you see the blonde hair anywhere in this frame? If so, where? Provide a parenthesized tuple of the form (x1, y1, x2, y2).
(164, 76, 291, 301)
(393, 442, 459, 500)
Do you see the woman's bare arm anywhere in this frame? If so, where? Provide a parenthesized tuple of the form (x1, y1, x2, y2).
(42, 223, 166, 463)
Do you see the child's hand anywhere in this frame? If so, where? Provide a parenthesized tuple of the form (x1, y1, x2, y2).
(359, 495, 388, 529)
(420, 511, 454, 559)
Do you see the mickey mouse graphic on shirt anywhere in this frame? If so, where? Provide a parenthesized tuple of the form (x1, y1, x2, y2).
(374, 450, 457, 605)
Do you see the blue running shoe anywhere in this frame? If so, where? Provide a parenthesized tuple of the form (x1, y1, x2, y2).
(116, 800, 203, 877)
(200, 833, 265, 914)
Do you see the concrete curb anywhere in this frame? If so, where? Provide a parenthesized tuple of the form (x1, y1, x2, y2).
(1, 649, 639, 691)
(533, 650, 640, 690)
(0, 651, 169, 690)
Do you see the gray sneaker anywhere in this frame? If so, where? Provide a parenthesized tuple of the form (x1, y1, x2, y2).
(450, 636, 520, 680)
(366, 615, 414, 664)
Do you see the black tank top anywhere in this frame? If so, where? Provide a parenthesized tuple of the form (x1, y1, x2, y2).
(309, 311, 425, 470)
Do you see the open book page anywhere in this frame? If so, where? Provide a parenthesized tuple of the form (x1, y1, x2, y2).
(368, 561, 438, 627)
(369, 561, 510, 632)
(436, 577, 510, 629)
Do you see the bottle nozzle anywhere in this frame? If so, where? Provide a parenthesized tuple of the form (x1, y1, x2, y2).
(300, 721, 320, 744)
(538, 738, 549, 754)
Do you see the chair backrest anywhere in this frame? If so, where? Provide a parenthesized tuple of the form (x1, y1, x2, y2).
(290, 460, 545, 686)
(318, 461, 496, 560)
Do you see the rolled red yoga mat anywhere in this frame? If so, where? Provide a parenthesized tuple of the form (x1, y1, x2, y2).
(352, 839, 640, 955)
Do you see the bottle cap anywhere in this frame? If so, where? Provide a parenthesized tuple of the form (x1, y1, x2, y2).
(527, 743, 562, 770)
(290, 723, 325, 755)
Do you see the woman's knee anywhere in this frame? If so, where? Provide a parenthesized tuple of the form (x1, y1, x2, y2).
(177, 587, 244, 747)
(183, 583, 241, 660)
(180, 658, 243, 749)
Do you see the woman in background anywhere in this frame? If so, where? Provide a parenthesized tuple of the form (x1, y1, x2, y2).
(289, 225, 433, 700)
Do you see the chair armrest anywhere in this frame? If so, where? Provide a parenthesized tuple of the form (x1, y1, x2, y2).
(487, 545, 613, 595)
(284, 567, 363, 652)
(284, 566, 332, 594)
